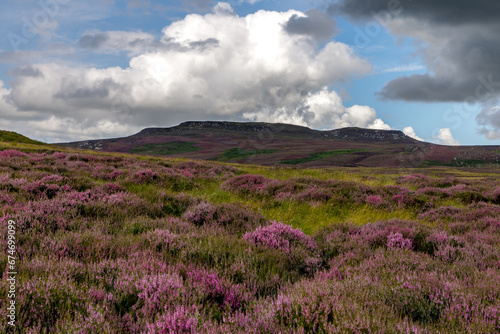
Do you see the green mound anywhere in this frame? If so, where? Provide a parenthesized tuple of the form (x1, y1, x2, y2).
(212, 147, 276, 161)
(281, 149, 368, 165)
(0, 130, 45, 145)
(131, 141, 201, 155)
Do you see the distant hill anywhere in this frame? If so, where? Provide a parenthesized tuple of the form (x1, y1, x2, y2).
(0, 130, 45, 145)
(58, 121, 500, 168)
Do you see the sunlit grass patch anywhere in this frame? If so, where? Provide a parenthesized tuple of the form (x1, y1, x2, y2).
(131, 141, 202, 155)
(280, 149, 369, 165)
(210, 147, 276, 161)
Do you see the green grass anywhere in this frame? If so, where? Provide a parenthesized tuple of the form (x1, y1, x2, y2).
(0, 130, 46, 145)
(424, 159, 500, 167)
(211, 147, 276, 161)
(182, 178, 416, 235)
(280, 149, 368, 165)
(130, 141, 201, 155)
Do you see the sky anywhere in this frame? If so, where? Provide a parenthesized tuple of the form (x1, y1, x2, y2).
(0, 0, 499, 145)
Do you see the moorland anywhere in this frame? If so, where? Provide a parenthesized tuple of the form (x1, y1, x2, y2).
(0, 129, 499, 333)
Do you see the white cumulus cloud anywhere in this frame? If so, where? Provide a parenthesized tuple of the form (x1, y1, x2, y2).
(244, 88, 391, 130)
(2, 3, 387, 142)
(403, 126, 424, 141)
(433, 128, 460, 146)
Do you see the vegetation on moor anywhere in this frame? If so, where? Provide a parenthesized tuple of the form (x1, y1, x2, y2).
(0, 140, 500, 333)
(60, 121, 500, 168)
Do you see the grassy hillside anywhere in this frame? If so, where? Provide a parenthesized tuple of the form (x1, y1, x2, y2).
(1, 143, 500, 333)
(0, 130, 45, 145)
(59, 121, 500, 168)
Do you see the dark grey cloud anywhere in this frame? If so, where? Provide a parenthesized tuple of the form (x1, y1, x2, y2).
(78, 31, 219, 54)
(477, 104, 500, 140)
(284, 9, 337, 42)
(333, 0, 500, 139)
(187, 38, 219, 50)
(79, 33, 110, 49)
(330, 0, 500, 25)
(378, 74, 470, 102)
(11, 66, 44, 78)
(181, 0, 213, 11)
(374, 18, 500, 105)
(54, 78, 121, 100)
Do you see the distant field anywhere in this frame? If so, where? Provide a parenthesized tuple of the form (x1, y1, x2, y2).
(280, 149, 368, 165)
(130, 141, 201, 155)
(0, 141, 499, 333)
(211, 147, 276, 161)
(425, 159, 500, 168)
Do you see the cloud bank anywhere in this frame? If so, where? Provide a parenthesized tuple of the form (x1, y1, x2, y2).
(333, 0, 500, 140)
(1, 3, 391, 142)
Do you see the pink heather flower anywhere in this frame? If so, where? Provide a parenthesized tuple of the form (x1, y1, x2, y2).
(90, 289, 106, 303)
(387, 232, 413, 250)
(0, 192, 14, 205)
(221, 174, 270, 194)
(182, 202, 216, 226)
(366, 195, 384, 206)
(146, 306, 197, 334)
(52, 152, 67, 159)
(428, 231, 449, 244)
(135, 274, 183, 314)
(40, 174, 65, 184)
(133, 169, 160, 183)
(0, 149, 27, 157)
(243, 221, 317, 254)
(274, 191, 293, 201)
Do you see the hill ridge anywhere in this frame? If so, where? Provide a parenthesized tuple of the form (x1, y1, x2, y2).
(136, 121, 413, 143)
(56, 121, 500, 168)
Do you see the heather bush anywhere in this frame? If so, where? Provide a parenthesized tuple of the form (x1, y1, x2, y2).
(243, 221, 317, 254)
(0, 149, 28, 158)
(416, 186, 452, 198)
(243, 221, 321, 276)
(21, 180, 62, 200)
(365, 194, 385, 206)
(133, 169, 161, 184)
(128, 168, 198, 191)
(387, 232, 413, 250)
(14, 276, 86, 333)
(134, 272, 185, 318)
(0, 191, 14, 205)
(186, 267, 246, 316)
(145, 306, 198, 334)
(2, 148, 500, 333)
(222, 175, 376, 206)
(145, 229, 185, 253)
(418, 202, 500, 223)
(174, 160, 240, 179)
(485, 186, 500, 204)
(183, 202, 268, 235)
(221, 174, 271, 195)
(314, 220, 436, 263)
(397, 174, 461, 189)
(452, 190, 487, 204)
(397, 174, 435, 188)
(174, 230, 310, 299)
